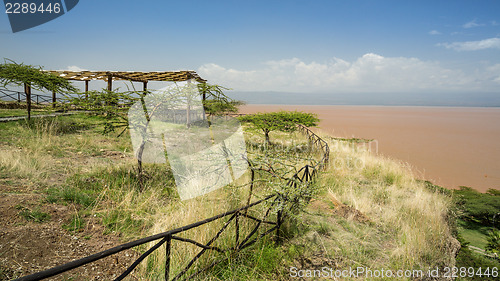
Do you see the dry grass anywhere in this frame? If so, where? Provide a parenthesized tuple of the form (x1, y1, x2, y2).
(0, 146, 51, 179)
(0, 117, 132, 181)
(134, 171, 279, 280)
(314, 132, 456, 274)
(129, 130, 317, 279)
(0, 115, 458, 280)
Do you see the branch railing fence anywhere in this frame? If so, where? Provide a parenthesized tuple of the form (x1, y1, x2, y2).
(14, 117, 330, 281)
(0, 89, 54, 105)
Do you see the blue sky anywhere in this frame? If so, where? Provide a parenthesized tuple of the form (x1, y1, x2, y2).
(1, 0, 500, 98)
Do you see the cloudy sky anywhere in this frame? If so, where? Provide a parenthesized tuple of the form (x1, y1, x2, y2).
(1, 0, 499, 103)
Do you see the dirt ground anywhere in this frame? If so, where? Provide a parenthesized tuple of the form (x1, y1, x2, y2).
(0, 180, 139, 280)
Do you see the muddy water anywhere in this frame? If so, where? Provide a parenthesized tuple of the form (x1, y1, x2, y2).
(239, 105, 500, 192)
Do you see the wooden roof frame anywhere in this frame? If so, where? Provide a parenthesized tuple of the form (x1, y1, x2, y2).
(46, 70, 206, 83)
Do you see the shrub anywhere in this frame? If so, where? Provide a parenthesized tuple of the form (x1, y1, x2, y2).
(454, 186, 500, 226)
(486, 229, 500, 255)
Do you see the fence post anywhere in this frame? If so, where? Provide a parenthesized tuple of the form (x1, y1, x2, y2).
(17, 91, 20, 103)
(275, 209, 282, 244)
(52, 91, 56, 108)
(165, 235, 172, 281)
(235, 211, 240, 248)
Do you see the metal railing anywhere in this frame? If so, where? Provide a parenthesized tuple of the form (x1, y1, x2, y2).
(14, 119, 330, 281)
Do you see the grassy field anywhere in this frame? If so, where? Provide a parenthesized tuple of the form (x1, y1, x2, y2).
(0, 108, 56, 118)
(0, 101, 56, 118)
(0, 111, 496, 280)
(458, 219, 492, 249)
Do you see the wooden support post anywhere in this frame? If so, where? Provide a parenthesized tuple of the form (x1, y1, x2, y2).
(24, 83, 31, 120)
(52, 91, 56, 108)
(107, 74, 112, 92)
(165, 235, 171, 281)
(107, 74, 114, 106)
(85, 80, 89, 99)
(143, 81, 148, 96)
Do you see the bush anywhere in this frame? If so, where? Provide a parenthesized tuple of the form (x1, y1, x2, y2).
(455, 235, 499, 281)
(454, 186, 500, 226)
(486, 229, 500, 255)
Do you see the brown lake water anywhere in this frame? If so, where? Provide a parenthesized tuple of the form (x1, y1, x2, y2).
(239, 105, 500, 192)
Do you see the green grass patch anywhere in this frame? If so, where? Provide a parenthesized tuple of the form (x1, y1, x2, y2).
(20, 115, 93, 135)
(46, 186, 97, 208)
(16, 206, 51, 223)
(206, 240, 290, 280)
(64, 163, 177, 237)
(63, 214, 86, 232)
(70, 164, 176, 196)
(0, 113, 120, 143)
(101, 209, 148, 236)
(457, 219, 494, 249)
(0, 108, 55, 118)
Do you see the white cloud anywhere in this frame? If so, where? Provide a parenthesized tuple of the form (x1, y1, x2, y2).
(429, 30, 441, 35)
(198, 54, 499, 93)
(66, 65, 87, 71)
(487, 64, 500, 84)
(463, 19, 484, 28)
(438, 37, 500, 51)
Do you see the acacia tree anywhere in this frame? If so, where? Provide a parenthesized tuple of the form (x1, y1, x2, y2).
(0, 60, 76, 93)
(198, 83, 244, 117)
(0, 59, 77, 118)
(65, 89, 139, 135)
(238, 111, 319, 145)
